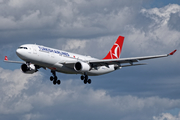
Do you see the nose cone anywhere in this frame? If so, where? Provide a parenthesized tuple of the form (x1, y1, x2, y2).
(16, 45, 29, 60)
(16, 49, 21, 57)
(16, 49, 24, 59)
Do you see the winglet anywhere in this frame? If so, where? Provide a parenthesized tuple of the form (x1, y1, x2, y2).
(4, 56, 8, 61)
(168, 50, 177, 56)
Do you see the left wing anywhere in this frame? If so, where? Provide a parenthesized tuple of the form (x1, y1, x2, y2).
(4, 56, 25, 64)
(88, 50, 177, 68)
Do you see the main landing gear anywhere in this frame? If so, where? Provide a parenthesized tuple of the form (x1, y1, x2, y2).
(49, 71, 91, 85)
(50, 71, 61, 85)
(81, 74, 91, 84)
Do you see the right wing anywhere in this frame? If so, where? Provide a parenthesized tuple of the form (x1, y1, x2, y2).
(88, 50, 177, 68)
(61, 50, 177, 69)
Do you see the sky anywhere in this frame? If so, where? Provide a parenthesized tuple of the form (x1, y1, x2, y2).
(0, 0, 180, 120)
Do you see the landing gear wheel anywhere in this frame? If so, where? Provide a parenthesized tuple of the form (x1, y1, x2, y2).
(84, 79, 87, 84)
(51, 70, 61, 85)
(50, 76, 54, 81)
(57, 80, 61, 85)
(88, 79, 91, 84)
(53, 80, 57, 85)
(81, 74, 92, 84)
(81, 76, 85, 80)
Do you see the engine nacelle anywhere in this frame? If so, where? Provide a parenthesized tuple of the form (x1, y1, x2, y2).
(74, 61, 91, 72)
(21, 64, 37, 74)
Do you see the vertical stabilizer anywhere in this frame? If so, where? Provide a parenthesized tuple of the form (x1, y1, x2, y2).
(103, 36, 124, 59)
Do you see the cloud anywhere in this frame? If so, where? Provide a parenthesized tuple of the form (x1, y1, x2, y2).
(119, 4, 180, 57)
(0, 0, 143, 42)
(153, 112, 180, 120)
(0, 67, 41, 114)
(55, 35, 119, 58)
(141, 4, 180, 26)
(168, 12, 180, 31)
(0, 67, 180, 120)
(51, 4, 180, 59)
(61, 39, 87, 51)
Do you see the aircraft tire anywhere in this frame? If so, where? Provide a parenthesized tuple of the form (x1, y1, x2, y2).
(53, 80, 56, 85)
(88, 79, 91, 84)
(81, 76, 84, 80)
(57, 80, 61, 85)
(84, 80, 87, 84)
(50, 76, 54, 81)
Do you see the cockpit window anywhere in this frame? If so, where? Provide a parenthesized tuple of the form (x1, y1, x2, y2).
(18, 47, 28, 49)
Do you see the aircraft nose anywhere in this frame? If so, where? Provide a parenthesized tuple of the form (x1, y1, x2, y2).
(16, 48, 21, 57)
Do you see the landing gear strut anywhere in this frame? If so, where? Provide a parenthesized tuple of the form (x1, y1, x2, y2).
(50, 70, 61, 85)
(81, 74, 91, 84)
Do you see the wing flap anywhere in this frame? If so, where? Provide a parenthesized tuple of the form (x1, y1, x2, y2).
(121, 63, 147, 67)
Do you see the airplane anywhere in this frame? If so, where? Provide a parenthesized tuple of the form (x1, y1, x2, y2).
(4, 36, 177, 85)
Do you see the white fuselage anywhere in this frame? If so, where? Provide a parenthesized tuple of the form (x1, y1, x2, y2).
(16, 44, 116, 76)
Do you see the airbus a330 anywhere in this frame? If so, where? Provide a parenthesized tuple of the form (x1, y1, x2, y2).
(4, 36, 177, 85)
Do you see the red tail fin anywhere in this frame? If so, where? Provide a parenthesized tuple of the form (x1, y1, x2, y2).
(103, 36, 124, 59)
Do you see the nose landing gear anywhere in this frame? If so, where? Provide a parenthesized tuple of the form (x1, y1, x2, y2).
(50, 71, 61, 85)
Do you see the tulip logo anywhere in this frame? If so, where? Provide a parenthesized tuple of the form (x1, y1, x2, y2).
(111, 43, 120, 59)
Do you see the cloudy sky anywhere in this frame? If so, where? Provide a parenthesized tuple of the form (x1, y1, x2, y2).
(0, 0, 180, 120)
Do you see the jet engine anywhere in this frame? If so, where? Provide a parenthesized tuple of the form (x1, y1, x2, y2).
(21, 64, 37, 74)
(74, 61, 91, 72)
